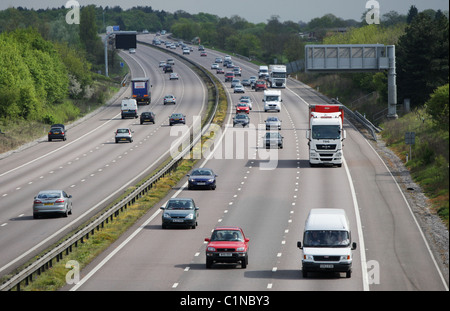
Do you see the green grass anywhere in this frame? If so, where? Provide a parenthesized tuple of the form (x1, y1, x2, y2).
(380, 108, 449, 227)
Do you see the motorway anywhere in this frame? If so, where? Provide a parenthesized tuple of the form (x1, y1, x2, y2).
(60, 34, 448, 291)
(0, 42, 208, 278)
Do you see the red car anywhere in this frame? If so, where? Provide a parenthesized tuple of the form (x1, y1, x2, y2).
(254, 79, 267, 91)
(225, 71, 234, 82)
(205, 227, 249, 268)
(236, 103, 250, 114)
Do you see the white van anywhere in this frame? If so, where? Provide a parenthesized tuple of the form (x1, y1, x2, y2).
(263, 90, 281, 112)
(297, 209, 357, 278)
(121, 98, 138, 119)
(258, 65, 269, 79)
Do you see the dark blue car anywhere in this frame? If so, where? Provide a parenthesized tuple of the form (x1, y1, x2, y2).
(187, 168, 218, 190)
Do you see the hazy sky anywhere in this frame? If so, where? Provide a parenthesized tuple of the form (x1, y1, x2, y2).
(1, 0, 448, 23)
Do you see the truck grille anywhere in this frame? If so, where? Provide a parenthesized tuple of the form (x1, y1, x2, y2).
(316, 144, 336, 150)
(314, 256, 340, 261)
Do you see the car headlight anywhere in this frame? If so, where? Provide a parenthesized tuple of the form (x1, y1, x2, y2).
(163, 213, 171, 218)
(303, 255, 314, 261)
(208, 179, 215, 182)
(236, 247, 245, 252)
(340, 255, 351, 261)
(185, 213, 194, 220)
(207, 247, 216, 252)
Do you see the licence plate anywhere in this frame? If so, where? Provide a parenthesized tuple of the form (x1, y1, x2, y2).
(219, 253, 232, 257)
(44, 203, 53, 206)
(172, 219, 184, 222)
(121, 138, 126, 140)
(320, 264, 334, 269)
(197, 182, 206, 185)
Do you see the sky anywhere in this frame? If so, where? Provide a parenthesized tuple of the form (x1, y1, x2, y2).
(1, 0, 448, 24)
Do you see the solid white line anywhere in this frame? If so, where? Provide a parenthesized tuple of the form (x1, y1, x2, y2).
(343, 157, 369, 291)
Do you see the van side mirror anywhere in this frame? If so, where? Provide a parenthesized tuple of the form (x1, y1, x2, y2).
(352, 242, 357, 250)
(306, 130, 310, 140)
(343, 129, 346, 140)
(297, 241, 302, 249)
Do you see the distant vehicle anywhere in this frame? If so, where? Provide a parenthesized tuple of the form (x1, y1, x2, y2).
(236, 103, 250, 114)
(48, 125, 66, 141)
(205, 226, 249, 269)
(131, 77, 151, 105)
(233, 113, 250, 127)
(159, 61, 166, 67)
(233, 84, 245, 93)
(258, 65, 269, 79)
(254, 80, 267, 92)
(265, 116, 282, 130)
(263, 90, 282, 112)
(231, 79, 240, 88)
(264, 132, 283, 149)
(163, 64, 173, 73)
(216, 68, 224, 74)
(140, 111, 155, 124)
(249, 76, 257, 85)
(238, 96, 252, 110)
(187, 168, 218, 190)
(167, 58, 175, 65)
(169, 113, 186, 126)
(233, 66, 241, 76)
(33, 190, 72, 219)
(183, 48, 190, 54)
(241, 79, 251, 86)
(169, 73, 179, 80)
(129, 48, 136, 54)
(225, 72, 234, 82)
(211, 63, 219, 69)
(215, 57, 223, 63)
(163, 94, 176, 105)
(198, 45, 205, 51)
(160, 198, 199, 229)
(121, 98, 138, 119)
(115, 128, 133, 143)
(200, 51, 207, 57)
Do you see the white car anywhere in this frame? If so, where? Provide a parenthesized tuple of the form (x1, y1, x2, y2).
(234, 84, 245, 93)
(163, 94, 176, 105)
(211, 63, 219, 69)
(129, 48, 136, 54)
(159, 61, 166, 67)
(169, 73, 179, 80)
(115, 128, 133, 143)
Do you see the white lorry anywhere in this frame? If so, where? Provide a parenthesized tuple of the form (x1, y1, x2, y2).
(297, 209, 357, 278)
(306, 104, 345, 167)
(268, 64, 286, 88)
(258, 65, 269, 79)
(263, 90, 282, 112)
(121, 98, 138, 119)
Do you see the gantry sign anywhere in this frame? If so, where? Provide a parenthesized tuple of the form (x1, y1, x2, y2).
(305, 44, 397, 118)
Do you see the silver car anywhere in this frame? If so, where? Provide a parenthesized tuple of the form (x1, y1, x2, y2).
(33, 190, 73, 218)
(115, 128, 133, 143)
(265, 116, 282, 130)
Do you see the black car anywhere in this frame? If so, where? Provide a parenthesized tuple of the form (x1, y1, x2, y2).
(163, 64, 173, 73)
(140, 111, 155, 124)
(48, 125, 66, 141)
(169, 113, 186, 126)
(187, 168, 218, 190)
(233, 113, 250, 127)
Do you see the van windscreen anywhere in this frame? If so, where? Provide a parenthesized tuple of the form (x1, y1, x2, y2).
(303, 230, 349, 247)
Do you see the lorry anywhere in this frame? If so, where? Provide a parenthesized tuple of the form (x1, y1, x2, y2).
(297, 208, 357, 278)
(121, 98, 138, 119)
(258, 65, 269, 79)
(131, 77, 151, 105)
(263, 90, 282, 112)
(268, 65, 287, 88)
(306, 104, 345, 167)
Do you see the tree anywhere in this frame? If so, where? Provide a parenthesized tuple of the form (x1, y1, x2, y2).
(397, 12, 449, 108)
(425, 83, 449, 131)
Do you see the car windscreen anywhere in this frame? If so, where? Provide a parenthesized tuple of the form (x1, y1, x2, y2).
(38, 192, 61, 199)
(303, 230, 350, 247)
(166, 200, 194, 210)
(211, 230, 243, 242)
